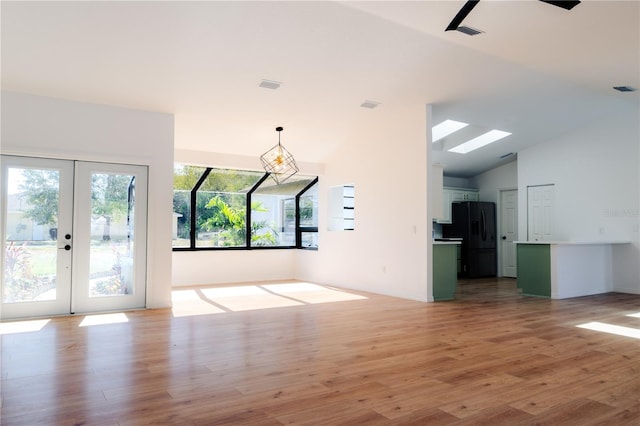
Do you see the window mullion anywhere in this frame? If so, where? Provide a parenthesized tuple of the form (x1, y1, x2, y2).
(246, 173, 271, 247)
(190, 168, 212, 249)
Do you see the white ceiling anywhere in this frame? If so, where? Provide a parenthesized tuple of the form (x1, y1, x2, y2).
(2, 1, 638, 177)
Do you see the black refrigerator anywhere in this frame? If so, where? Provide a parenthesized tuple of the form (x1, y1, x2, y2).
(443, 201, 497, 278)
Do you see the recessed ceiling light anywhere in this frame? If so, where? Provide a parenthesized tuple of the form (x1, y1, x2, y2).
(613, 86, 637, 92)
(259, 79, 282, 90)
(360, 100, 380, 109)
(448, 130, 511, 154)
(432, 119, 469, 142)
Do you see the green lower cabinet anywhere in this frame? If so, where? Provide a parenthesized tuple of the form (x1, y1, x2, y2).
(433, 244, 458, 301)
(516, 244, 551, 297)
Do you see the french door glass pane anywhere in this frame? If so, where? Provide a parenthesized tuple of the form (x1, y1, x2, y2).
(4, 167, 59, 302)
(89, 172, 136, 297)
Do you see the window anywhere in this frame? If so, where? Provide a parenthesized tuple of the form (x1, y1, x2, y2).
(195, 168, 265, 248)
(172, 165, 318, 250)
(297, 181, 319, 249)
(343, 185, 354, 231)
(328, 184, 354, 231)
(251, 175, 317, 247)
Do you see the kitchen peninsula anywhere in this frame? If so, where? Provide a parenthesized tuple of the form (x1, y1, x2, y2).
(515, 241, 630, 299)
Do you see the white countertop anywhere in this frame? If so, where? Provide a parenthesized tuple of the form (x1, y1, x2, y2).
(514, 240, 630, 245)
(433, 241, 462, 245)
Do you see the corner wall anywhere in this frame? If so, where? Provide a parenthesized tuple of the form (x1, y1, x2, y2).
(170, 150, 323, 287)
(295, 104, 430, 301)
(1, 91, 175, 307)
(517, 106, 640, 294)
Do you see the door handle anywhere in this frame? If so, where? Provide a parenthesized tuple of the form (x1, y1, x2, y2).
(502, 236, 507, 240)
(59, 233, 72, 250)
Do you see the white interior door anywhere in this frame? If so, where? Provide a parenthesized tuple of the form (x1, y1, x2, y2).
(527, 185, 555, 241)
(1, 156, 148, 319)
(500, 189, 518, 278)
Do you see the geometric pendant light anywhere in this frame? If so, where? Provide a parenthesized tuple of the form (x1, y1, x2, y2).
(260, 126, 299, 184)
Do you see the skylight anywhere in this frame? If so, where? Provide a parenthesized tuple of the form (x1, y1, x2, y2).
(448, 129, 511, 154)
(432, 119, 468, 142)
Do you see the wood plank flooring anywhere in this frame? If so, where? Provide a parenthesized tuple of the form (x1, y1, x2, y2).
(1, 278, 639, 425)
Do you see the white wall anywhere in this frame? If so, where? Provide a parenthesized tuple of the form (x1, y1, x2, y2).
(471, 159, 517, 204)
(1, 91, 175, 307)
(443, 176, 473, 188)
(518, 107, 640, 294)
(295, 104, 430, 302)
(172, 250, 296, 287)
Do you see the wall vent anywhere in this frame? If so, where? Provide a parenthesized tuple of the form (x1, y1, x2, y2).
(360, 100, 380, 109)
(259, 79, 282, 90)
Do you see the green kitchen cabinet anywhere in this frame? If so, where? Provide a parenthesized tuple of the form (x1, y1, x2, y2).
(433, 243, 459, 301)
(516, 244, 551, 297)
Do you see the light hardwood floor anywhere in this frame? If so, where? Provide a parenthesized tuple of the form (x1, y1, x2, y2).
(1, 278, 639, 425)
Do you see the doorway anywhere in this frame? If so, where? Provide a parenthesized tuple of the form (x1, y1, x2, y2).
(499, 189, 518, 278)
(527, 184, 555, 242)
(1, 156, 148, 319)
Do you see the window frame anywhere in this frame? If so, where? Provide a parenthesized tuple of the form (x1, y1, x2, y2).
(296, 178, 319, 250)
(173, 166, 318, 251)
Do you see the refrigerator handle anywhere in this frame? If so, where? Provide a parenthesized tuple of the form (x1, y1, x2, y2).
(481, 208, 487, 241)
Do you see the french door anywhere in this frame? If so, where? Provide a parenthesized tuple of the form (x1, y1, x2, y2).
(1, 156, 148, 319)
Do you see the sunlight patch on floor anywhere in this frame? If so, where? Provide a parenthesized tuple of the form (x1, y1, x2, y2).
(200, 285, 304, 312)
(626, 312, 640, 318)
(577, 321, 640, 339)
(263, 282, 368, 304)
(171, 289, 226, 317)
(79, 312, 129, 327)
(0, 318, 51, 335)
(171, 282, 368, 317)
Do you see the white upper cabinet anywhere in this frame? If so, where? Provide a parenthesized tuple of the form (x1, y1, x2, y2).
(436, 187, 479, 224)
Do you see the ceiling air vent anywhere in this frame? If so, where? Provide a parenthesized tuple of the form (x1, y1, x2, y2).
(456, 25, 484, 36)
(360, 100, 380, 109)
(613, 86, 637, 92)
(259, 79, 282, 90)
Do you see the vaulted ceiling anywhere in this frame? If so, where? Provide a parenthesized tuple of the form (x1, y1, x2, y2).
(2, 1, 638, 177)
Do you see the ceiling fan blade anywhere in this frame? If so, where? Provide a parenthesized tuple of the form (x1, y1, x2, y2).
(539, 0, 581, 11)
(445, 0, 480, 31)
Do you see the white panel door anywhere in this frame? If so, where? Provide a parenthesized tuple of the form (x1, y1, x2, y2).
(527, 185, 555, 241)
(500, 189, 518, 277)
